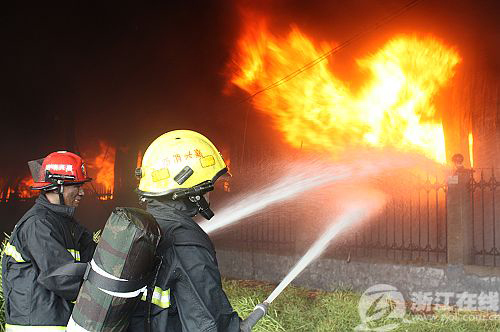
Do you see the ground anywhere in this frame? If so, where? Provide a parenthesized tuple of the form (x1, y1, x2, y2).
(223, 278, 500, 332)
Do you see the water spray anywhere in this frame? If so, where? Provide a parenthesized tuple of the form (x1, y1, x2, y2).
(205, 155, 430, 330)
(239, 204, 380, 331)
(202, 162, 352, 234)
(202, 155, 417, 234)
(265, 207, 366, 304)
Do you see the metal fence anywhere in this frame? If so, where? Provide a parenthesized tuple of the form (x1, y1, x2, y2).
(327, 175, 448, 263)
(5, 165, 496, 267)
(471, 168, 500, 266)
(211, 201, 296, 255)
(213, 174, 449, 264)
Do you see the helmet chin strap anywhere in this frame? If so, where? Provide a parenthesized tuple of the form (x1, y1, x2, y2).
(58, 182, 65, 206)
(45, 172, 73, 206)
(172, 180, 215, 220)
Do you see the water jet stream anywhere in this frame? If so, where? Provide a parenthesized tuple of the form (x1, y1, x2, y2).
(265, 203, 380, 304)
(202, 156, 417, 234)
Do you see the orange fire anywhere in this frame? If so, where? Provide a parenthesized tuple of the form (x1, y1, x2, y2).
(18, 176, 35, 199)
(88, 141, 116, 200)
(4, 187, 13, 201)
(468, 132, 474, 168)
(0, 177, 36, 201)
(221, 150, 231, 174)
(229, 19, 460, 163)
(136, 150, 143, 169)
(218, 148, 231, 192)
(0, 178, 10, 201)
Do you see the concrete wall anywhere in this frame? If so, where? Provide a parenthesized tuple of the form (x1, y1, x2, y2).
(217, 249, 500, 301)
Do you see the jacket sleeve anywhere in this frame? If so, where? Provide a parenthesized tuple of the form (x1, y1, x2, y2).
(79, 229, 97, 263)
(173, 245, 241, 332)
(21, 218, 88, 301)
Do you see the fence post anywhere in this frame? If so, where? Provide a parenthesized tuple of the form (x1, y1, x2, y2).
(447, 167, 474, 265)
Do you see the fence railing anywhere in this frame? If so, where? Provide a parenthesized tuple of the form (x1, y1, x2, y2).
(471, 168, 500, 266)
(212, 202, 296, 255)
(213, 173, 450, 264)
(213, 167, 500, 267)
(325, 176, 448, 263)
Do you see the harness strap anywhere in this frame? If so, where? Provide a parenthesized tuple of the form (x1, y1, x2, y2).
(84, 262, 149, 294)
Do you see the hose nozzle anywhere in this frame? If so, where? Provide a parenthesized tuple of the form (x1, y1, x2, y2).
(240, 302, 269, 332)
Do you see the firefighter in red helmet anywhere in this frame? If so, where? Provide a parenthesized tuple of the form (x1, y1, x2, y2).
(2, 151, 97, 331)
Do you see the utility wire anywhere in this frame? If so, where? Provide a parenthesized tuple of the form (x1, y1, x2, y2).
(237, 0, 423, 104)
(235, 0, 423, 163)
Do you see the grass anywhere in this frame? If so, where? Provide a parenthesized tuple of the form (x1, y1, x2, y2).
(0, 242, 498, 331)
(223, 278, 500, 332)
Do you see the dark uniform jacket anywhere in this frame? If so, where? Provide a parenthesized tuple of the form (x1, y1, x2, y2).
(2, 194, 96, 329)
(128, 199, 241, 332)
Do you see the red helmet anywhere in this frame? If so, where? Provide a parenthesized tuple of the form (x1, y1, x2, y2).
(30, 151, 92, 190)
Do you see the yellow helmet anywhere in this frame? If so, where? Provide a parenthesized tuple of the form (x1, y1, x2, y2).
(136, 130, 228, 197)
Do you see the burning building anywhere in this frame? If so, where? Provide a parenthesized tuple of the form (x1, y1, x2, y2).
(228, 17, 460, 164)
(84, 141, 116, 201)
(0, 2, 498, 267)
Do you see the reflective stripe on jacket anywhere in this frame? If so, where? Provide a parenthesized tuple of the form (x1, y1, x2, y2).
(141, 286, 171, 309)
(2, 194, 96, 327)
(5, 324, 66, 331)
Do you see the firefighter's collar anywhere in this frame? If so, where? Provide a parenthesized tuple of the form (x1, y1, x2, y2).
(36, 194, 76, 219)
(146, 197, 198, 217)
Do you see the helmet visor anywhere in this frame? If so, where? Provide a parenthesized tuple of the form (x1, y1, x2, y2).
(28, 158, 45, 183)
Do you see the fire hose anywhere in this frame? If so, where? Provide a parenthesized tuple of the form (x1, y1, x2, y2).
(240, 302, 269, 332)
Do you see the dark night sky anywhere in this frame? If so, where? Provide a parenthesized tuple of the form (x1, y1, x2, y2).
(1, 0, 499, 179)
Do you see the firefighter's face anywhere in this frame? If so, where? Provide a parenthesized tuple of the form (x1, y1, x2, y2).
(63, 184, 85, 207)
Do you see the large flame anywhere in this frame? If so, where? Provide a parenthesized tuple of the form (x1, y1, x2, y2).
(229, 19, 460, 163)
(88, 141, 116, 200)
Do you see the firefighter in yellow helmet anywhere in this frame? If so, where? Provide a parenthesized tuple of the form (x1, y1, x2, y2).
(128, 130, 242, 331)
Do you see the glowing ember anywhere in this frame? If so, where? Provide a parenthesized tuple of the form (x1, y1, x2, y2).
(5, 187, 13, 201)
(223, 180, 231, 193)
(220, 149, 231, 174)
(468, 132, 474, 168)
(229, 19, 460, 163)
(88, 141, 116, 200)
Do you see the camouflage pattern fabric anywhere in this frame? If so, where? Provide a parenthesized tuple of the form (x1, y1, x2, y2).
(69, 207, 161, 332)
